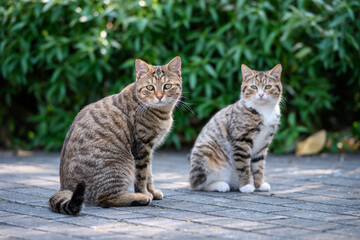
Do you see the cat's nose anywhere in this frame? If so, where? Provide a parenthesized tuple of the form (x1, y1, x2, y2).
(259, 93, 264, 98)
(156, 95, 163, 100)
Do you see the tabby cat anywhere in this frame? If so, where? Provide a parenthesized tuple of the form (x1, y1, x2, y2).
(49, 56, 182, 215)
(189, 64, 282, 193)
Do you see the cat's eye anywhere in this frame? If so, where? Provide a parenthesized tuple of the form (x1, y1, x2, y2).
(251, 85, 257, 90)
(265, 85, 272, 89)
(164, 84, 172, 90)
(146, 85, 154, 91)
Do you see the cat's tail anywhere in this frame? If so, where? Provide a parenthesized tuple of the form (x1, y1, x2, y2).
(49, 181, 86, 215)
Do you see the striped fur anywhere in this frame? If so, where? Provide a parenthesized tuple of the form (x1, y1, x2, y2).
(189, 64, 282, 193)
(49, 57, 182, 214)
(49, 181, 85, 215)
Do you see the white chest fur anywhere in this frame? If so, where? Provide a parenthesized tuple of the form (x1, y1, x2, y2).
(251, 104, 280, 156)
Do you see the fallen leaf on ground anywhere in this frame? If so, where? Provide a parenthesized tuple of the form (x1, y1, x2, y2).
(296, 130, 326, 156)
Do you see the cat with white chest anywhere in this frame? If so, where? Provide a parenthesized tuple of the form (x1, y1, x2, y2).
(189, 64, 282, 193)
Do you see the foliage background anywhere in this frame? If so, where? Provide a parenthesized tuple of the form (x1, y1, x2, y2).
(1, 0, 359, 153)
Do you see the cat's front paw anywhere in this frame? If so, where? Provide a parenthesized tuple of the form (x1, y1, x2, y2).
(131, 193, 153, 206)
(141, 190, 154, 201)
(257, 182, 271, 192)
(239, 184, 255, 193)
(152, 189, 163, 200)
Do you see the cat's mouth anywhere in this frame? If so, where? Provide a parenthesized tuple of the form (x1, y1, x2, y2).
(150, 100, 168, 107)
(151, 99, 178, 108)
(255, 97, 270, 104)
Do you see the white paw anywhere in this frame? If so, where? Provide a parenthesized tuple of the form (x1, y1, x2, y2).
(207, 181, 230, 192)
(258, 182, 271, 192)
(239, 184, 255, 193)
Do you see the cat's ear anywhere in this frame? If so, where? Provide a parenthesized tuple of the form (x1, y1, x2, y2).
(268, 64, 282, 80)
(241, 64, 255, 81)
(135, 59, 151, 77)
(166, 56, 181, 75)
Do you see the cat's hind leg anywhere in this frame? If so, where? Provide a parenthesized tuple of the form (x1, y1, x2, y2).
(98, 192, 152, 208)
(205, 181, 230, 192)
(97, 166, 152, 207)
(189, 155, 208, 190)
(190, 154, 233, 192)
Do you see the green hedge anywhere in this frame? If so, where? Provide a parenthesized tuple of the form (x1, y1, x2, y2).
(1, 0, 359, 152)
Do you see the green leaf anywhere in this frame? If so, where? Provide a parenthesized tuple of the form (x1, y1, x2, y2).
(42, 0, 56, 12)
(209, 8, 218, 23)
(204, 64, 217, 78)
(295, 47, 312, 59)
(264, 31, 278, 53)
(10, 22, 26, 32)
(20, 57, 28, 74)
(50, 68, 62, 83)
(189, 73, 197, 89)
(346, 33, 359, 50)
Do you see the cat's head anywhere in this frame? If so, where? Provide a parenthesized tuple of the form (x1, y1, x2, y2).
(241, 64, 282, 107)
(135, 56, 182, 109)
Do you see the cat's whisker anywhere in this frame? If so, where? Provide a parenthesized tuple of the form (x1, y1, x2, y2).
(176, 104, 187, 113)
(137, 104, 149, 118)
(141, 104, 150, 118)
(176, 99, 195, 115)
(175, 105, 184, 113)
(178, 99, 195, 106)
(134, 104, 146, 117)
(279, 97, 287, 109)
(181, 105, 194, 115)
(134, 105, 142, 115)
(179, 95, 193, 102)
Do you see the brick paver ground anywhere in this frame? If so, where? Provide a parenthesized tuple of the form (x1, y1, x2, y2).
(0, 151, 359, 239)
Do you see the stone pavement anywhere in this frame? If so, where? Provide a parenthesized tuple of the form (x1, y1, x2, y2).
(0, 151, 359, 240)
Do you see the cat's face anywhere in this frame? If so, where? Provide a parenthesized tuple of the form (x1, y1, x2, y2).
(241, 64, 282, 106)
(135, 57, 182, 109)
